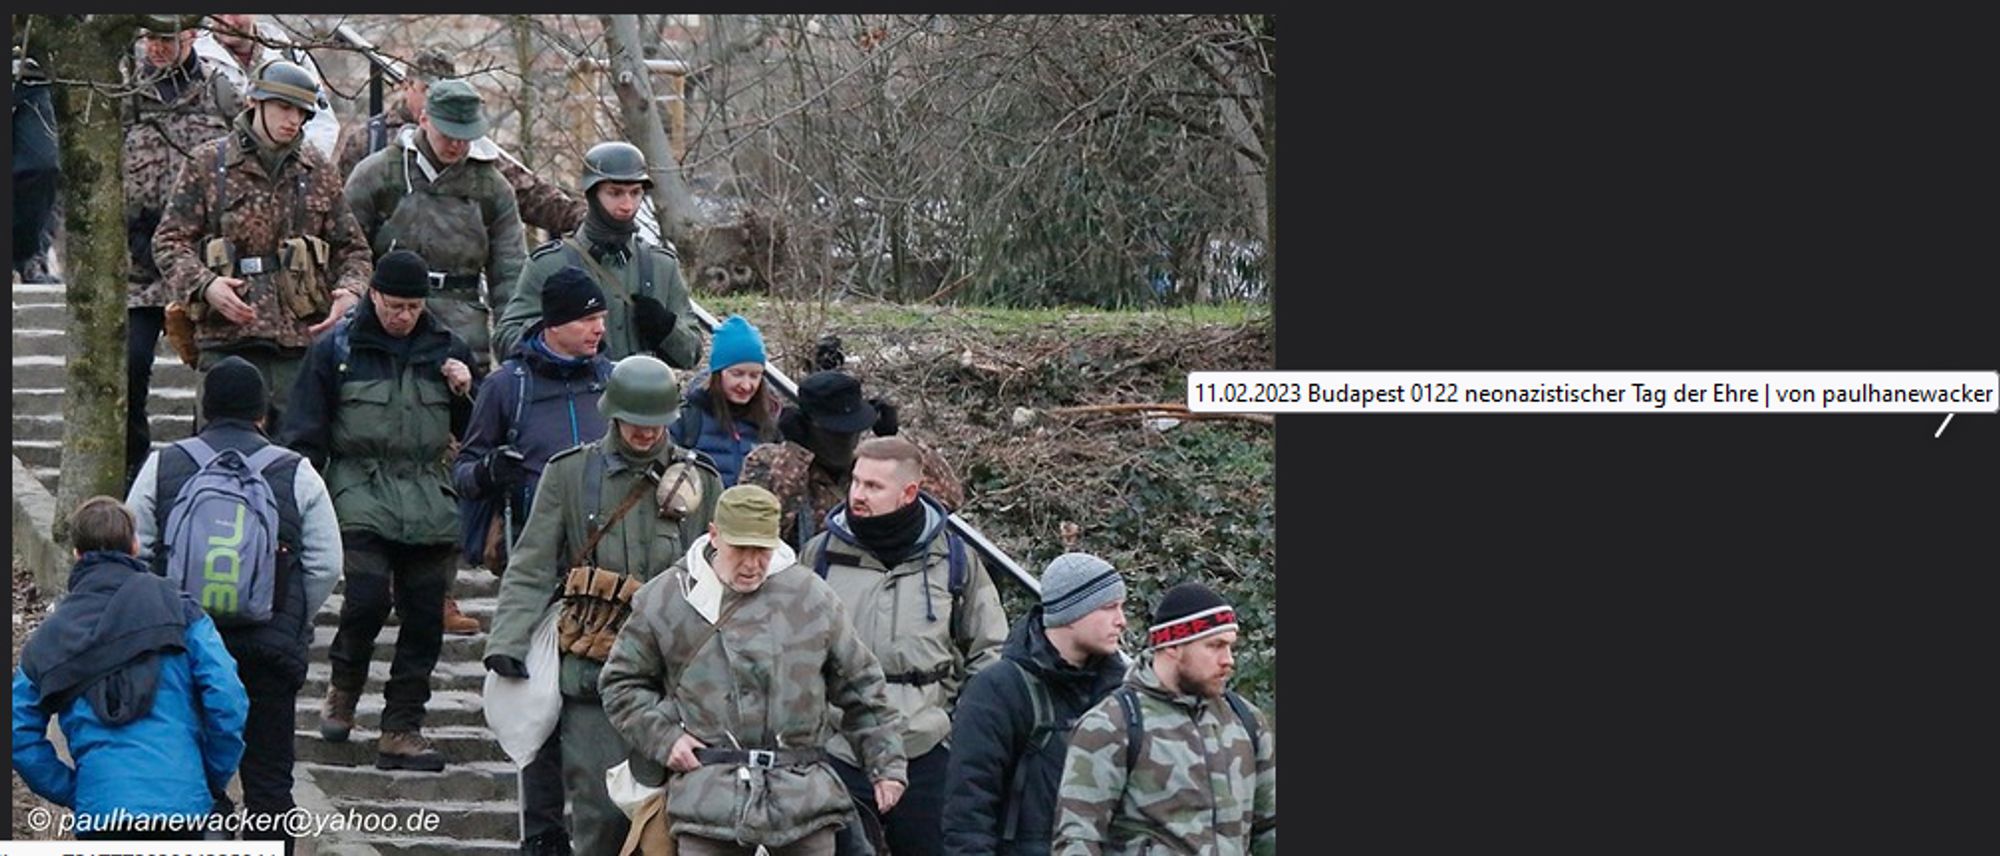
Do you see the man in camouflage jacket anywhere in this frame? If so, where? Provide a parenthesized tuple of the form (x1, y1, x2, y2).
(1054, 583, 1276, 856)
(121, 22, 236, 487)
(485, 355, 722, 856)
(739, 371, 962, 551)
(600, 484, 909, 854)
(152, 59, 372, 426)
(335, 49, 586, 239)
(344, 77, 527, 367)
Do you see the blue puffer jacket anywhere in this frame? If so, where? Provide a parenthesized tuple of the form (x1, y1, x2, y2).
(668, 376, 772, 487)
(11, 553, 248, 825)
(453, 329, 615, 545)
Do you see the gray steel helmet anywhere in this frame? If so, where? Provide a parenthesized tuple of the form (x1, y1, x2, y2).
(248, 59, 319, 116)
(582, 141, 652, 194)
(600, 355, 680, 427)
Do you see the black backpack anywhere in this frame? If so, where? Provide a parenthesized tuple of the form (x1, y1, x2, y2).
(999, 660, 1085, 841)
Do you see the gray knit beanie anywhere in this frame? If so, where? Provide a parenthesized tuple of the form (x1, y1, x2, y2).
(1041, 552, 1126, 628)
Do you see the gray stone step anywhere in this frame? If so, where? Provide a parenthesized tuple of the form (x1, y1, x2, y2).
(13, 440, 60, 469)
(13, 411, 194, 443)
(341, 799, 522, 845)
(331, 570, 504, 600)
(309, 624, 493, 666)
(294, 725, 510, 766)
(315, 593, 500, 628)
(297, 688, 490, 732)
(302, 658, 492, 698)
(299, 760, 519, 804)
(12, 301, 66, 329)
(9, 354, 201, 390)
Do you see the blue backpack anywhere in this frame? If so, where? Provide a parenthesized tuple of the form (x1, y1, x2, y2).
(157, 437, 294, 626)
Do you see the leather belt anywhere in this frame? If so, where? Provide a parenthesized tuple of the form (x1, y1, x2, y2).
(693, 747, 827, 769)
(427, 271, 482, 293)
(883, 664, 954, 687)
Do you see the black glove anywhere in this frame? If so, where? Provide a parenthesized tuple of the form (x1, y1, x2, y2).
(484, 654, 529, 679)
(478, 446, 529, 492)
(630, 295, 677, 347)
(870, 398, 899, 436)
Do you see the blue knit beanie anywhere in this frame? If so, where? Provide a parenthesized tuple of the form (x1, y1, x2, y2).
(709, 315, 767, 371)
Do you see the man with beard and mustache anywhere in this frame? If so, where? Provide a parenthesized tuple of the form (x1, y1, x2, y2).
(280, 250, 476, 774)
(485, 354, 722, 856)
(796, 436, 1009, 856)
(151, 58, 373, 428)
(493, 141, 703, 369)
(1053, 582, 1277, 856)
(737, 371, 962, 551)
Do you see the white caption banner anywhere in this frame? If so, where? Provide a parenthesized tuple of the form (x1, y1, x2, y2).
(0, 844, 284, 855)
(1186, 371, 2000, 414)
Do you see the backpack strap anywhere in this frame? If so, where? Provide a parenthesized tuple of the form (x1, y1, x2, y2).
(332, 321, 354, 375)
(813, 536, 832, 581)
(1224, 690, 1261, 759)
(241, 443, 297, 473)
(1114, 686, 1144, 778)
(1000, 659, 1056, 842)
(210, 138, 228, 236)
(178, 435, 221, 469)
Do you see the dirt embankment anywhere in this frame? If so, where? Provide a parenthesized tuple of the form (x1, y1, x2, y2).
(733, 302, 1279, 713)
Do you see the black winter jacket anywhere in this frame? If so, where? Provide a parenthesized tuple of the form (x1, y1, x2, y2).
(942, 606, 1127, 856)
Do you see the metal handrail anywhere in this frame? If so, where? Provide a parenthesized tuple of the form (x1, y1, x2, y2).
(329, 23, 1040, 597)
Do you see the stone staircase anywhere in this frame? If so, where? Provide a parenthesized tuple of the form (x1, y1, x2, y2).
(12, 276, 532, 856)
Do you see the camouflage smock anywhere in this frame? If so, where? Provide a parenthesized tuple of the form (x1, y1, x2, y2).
(599, 539, 908, 847)
(152, 115, 372, 351)
(1054, 653, 1277, 856)
(122, 51, 236, 306)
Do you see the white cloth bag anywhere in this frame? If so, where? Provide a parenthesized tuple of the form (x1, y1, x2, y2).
(483, 606, 563, 768)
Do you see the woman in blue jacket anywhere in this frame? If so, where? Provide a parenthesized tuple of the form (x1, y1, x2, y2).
(670, 315, 780, 486)
(12, 496, 248, 840)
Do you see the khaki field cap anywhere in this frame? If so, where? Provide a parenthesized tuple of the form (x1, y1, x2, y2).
(424, 78, 488, 140)
(713, 485, 784, 549)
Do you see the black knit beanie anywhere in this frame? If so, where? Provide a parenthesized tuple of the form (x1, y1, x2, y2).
(201, 355, 268, 424)
(1148, 581, 1238, 650)
(371, 249, 432, 298)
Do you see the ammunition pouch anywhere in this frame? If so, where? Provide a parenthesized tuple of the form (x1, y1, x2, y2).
(557, 566, 644, 663)
(276, 235, 333, 321)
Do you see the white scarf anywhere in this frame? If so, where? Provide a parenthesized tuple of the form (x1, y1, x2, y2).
(679, 533, 799, 624)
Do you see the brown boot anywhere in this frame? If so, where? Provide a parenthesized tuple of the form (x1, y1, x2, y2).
(443, 596, 482, 635)
(376, 730, 446, 772)
(320, 687, 358, 743)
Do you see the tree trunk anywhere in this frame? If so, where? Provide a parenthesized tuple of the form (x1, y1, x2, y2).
(1262, 14, 1276, 303)
(40, 15, 137, 570)
(601, 14, 700, 248)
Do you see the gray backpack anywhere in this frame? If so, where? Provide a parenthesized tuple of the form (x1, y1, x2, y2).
(158, 437, 292, 627)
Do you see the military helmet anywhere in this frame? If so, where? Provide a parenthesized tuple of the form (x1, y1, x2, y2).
(582, 141, 652, 194)
(248, 59, 319, 116)
(601, 355, 679, 427)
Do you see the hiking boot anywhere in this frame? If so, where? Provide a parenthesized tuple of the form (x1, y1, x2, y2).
(443, 596, 482, 635)
(521, 831, 574, 856)
(320, 687, 358, 743)
(376, 730, 447, 772)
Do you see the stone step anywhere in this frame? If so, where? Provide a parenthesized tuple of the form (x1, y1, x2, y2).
(331, 569, 504, 600)
(12, 282, 65, 297)
(300, 760, 520, 804)
(341, 799, 523, 845)
(315, 593, 499, 628)
(12, 301, 66, 329)
(365, 836, 521, 856)
(30, 465, 59, 496)
(13, 411, 195, 443)
(308, 624, 493, 666)
(14, 440, 61, 469)
(12, 385, 199, 420)
(302, 658, 493, 698)
(294, 724, 509, 767)
(297, 688, 490, 732)
(10, 355, 201, 390)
